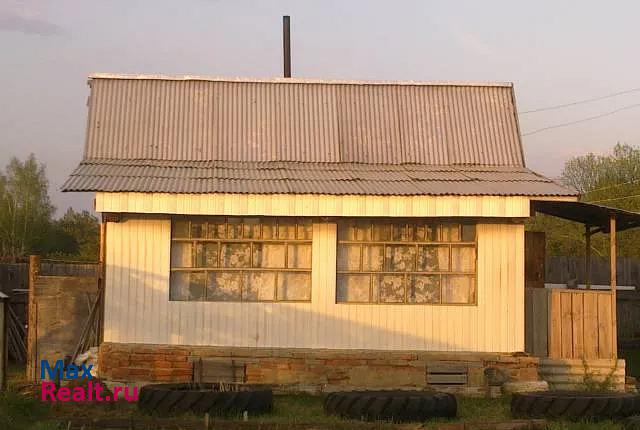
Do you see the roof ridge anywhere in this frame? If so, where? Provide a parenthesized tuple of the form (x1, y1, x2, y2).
(88, 73, 513, 88)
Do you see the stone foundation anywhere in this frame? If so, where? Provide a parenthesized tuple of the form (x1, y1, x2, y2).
(99, 342, 540, 395)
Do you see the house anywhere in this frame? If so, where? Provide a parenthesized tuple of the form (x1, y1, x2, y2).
(63, 74, 580, 393)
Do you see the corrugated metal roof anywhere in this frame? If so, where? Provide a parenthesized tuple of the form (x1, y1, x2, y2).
(83, 76, 524, 166)
(62, 160, 577, 196)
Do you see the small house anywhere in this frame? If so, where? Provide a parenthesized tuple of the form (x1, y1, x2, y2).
(64, 74, 582, 393)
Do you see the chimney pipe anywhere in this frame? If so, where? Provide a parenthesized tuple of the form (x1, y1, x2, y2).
(283, 16, 291, 78)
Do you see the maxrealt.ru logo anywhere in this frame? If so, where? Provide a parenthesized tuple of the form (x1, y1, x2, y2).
(40, 360, 138, 402)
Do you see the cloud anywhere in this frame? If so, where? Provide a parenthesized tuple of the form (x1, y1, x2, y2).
(0, 0, 65, 36)
(0, 12, 64, 36)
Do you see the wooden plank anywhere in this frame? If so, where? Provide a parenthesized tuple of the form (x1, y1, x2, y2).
(597, 294, 613, 359)
(525, 289, 534, 353)
(583, 292, 599, 359)
(533, 289, 549, 357)
(560, 293, 574, 358)
(549, 290, 562, 358)
(571, 293, 584, 359)
(610, 216, 618, 358)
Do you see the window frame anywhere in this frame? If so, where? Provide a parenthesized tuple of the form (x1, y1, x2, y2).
(335, 219, 478, 306)
(169, 216, 313, 303)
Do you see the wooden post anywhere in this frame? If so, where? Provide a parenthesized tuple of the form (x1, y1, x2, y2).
(27, 255, 40, 381)
(610, 216, 617, 358)
(0, 293, 7, 391)
(585, 225, 592, 289)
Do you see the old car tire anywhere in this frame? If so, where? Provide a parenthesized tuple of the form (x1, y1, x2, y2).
(623, 415, 640, 430)
(512, 391, 640, 420)
(324, 390, 457, 422)
(138, 383, 272, 416)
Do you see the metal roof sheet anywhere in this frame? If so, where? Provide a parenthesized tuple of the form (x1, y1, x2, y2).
(62, 160, 577, 196)
(82, 77, 524, 166)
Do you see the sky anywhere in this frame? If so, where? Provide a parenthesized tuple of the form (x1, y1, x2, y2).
(0, 0, 639, 214)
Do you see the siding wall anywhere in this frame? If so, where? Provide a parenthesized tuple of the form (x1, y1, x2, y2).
(96, 192, 544, 218)
(104, 219, 524, 352)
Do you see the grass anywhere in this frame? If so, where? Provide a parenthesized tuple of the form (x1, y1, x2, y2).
(0, 366, 627, 429)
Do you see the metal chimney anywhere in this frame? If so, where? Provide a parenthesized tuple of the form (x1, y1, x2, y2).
(283, 16, 291, 77)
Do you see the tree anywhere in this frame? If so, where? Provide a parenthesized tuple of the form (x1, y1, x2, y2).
(529, 143, 640, 258)
(47, 208, 100, 261)
(0, 155, 55, 259)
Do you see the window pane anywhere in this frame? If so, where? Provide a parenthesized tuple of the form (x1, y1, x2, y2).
(243, 218, 261, 239)
(221, 243, 251, 268)
(262, 219, 277, 239)
(377, 274, 406, 303)
(338, 222, 355, 241)
(417, 245, 449, 271)
(414, 224, 438, 242)
(173, 220, 189, 238)
(362, 245, 384, 271)
(442, 275, 475, 304)
(337, 244, 361, 271)
(441, 224, 461, 242)
(244, 272, 276, 301)
(253, 243, 285, 268)
(409, 275, 440, 303)
(451, 246, 475, 272)
(297, 219, 313, 240)
(207, 272, 242, 301)
(461, 224, 476, 242)
(354, 220, 371, 241)
(277, 272, 311, 301)
(171, 242, 192, 268)
(336, 274, 370, 302)
(392, 224, 409, 241)
(288, 244, 312, 269)
(371, 223, 391, 241)
(278, 220, 297, 239)
(207, 217, 226, 239)
(194, 243, 206, 267)
(190, 221, 205, 239)
(227, 218, 242, 239)
(170, 272, 205, 300)
(385, 245, 416, 271)
(204, 243, 218, 267)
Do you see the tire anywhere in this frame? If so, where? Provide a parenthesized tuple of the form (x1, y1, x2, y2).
(324, 390, 457, 422)
(623, 415, 640, 430)
(511, 391, 640, 420)
(137, 383, 272, 416)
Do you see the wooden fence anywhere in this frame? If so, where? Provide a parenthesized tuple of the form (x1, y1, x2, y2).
(546, 256, 640, 288)
(526, 289, 617, 359)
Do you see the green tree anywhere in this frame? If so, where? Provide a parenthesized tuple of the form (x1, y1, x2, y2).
(529, 143, 640, 257)
(47, 208, 100, 261)
(0, 155, 55, 259)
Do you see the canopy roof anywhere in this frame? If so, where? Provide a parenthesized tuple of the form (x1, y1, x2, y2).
(532, 200, 640, 232)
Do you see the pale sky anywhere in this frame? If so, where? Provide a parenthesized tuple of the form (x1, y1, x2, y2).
(1, 0, 638, 214)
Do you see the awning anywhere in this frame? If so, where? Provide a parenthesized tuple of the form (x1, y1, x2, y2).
(532, 200, 640, 232)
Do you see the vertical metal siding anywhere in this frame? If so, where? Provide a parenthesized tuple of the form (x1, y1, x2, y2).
(85, 79, 524, 166)
(104, 219, 524, 352)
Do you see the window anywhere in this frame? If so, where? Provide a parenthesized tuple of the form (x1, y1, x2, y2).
(170, 217, 312, 302)
(336, 220, 476, 305)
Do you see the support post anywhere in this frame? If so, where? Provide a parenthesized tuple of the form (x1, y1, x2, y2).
(98, 218, 106, 343)
(27, 255, 40, 382)
(0, 293, 7, 392)
(610, 216, 617, 357)
(585, 225, 592, 289)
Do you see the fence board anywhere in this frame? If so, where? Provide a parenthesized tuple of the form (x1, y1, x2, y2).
(549, 291, 562, 358)
(597, 294, 613, 359)
(583, 293, 599, 359)
(560, 293, 573, 358)
(571, 294, 584, 359)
